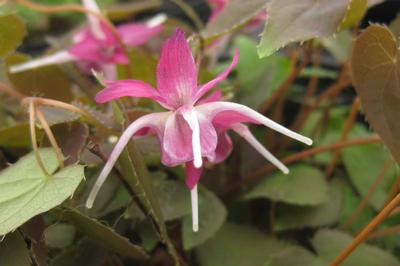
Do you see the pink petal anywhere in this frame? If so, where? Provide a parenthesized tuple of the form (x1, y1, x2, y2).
(117, 22, 163, 47)
(185, 161, 202, 189)
(197, 101, 313, 146)
(86, 112, 169, 208)
(69, 24, 128, 64)
(194, 49, 239, 103)
(213, 131, 233, 163)
(162, 109, 217, 166)
(157, 28, 198, 108)
(95, 80, 171, 108)
(197, 89, 222, 105)
(82, 0, 105, 39)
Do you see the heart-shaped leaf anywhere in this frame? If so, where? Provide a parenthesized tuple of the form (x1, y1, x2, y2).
(351, 24, 400, 165)
(0, 148, 84, 235)
(258, 0, 350, 57)
(0, 14, 26, 58)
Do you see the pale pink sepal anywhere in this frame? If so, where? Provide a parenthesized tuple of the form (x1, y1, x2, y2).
(8, 51, 76, 73)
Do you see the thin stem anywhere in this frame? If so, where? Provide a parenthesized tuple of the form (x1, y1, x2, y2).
(341, 160, 392, 230)
(382, 174, 400, 210)
(0, 83, 25, 101)
(330, 193, 400, 266)
(29, 101, 51, 177)
(170, 0, 204, 30)
(222, 136, 381, 196)
(36, 107, 65, 169)
(23, 97, 117, 135)
(367, 225, 400, 239)
(258, 48, 308, 114)
(325, 97, 360, 176)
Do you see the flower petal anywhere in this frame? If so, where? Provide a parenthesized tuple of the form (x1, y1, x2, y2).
(156, 28, 197, 108)
(117, 14, 165, 46)
(82, 0, 105, 39)
(194, 49, 239, 103)
(213, 131, 233, 163)
(95, 80, 170, 108)
(8, 51, 76, 73)
(117, 23, 163, 46)
(185, 161, 202, 189)
(197, 89, 222, 105)
(162, 109, 217, 166)
(231, 123, 288, 174)
(197, 101, 313, 146)
(86, 112, 169, 208)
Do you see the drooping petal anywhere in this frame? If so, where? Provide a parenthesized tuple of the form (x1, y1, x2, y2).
(82, 0, 105, 39)
(197, 101, 313, 146)
(95, 80, 171, 108)
(86, 112, 169, 208)
(185, 161, 202, 189)
(117, 14, 166, 46)
(156, 28, 198, 108)
(194, 49, 239, 103)
(162, 109, 217, 166)
(231, 123, 289, 174)
(213, 131, 233, 163)
(207, 0, 226, 22)
(8, 51, 76, 73)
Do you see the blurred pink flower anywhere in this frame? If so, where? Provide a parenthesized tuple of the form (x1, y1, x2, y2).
(9, 0, 165, 78)
(86, 28, 312, 232)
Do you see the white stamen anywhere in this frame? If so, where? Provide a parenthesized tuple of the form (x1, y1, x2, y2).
(146, 13, 167, 27)
(183, 110, 202, 168)
(9, 51, 76, 73)
(232, 124, 289, 174)
(82, 0, 106, 40)
(191, 185, 199, 232)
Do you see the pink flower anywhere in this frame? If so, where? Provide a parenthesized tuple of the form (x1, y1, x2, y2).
(9, 0, 165, 78)
(86, 29, 312, 232)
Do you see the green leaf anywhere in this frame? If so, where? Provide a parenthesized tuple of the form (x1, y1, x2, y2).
(54, 207, 149, 261)
(44, 223, 76, 249)
(0, 124, 34, 148)
(258, 0, 350, 57)
(243, 165, 328, 206)
(338, 0, 367, 31)
(311, 229, 400, 266)
(0, 14, 26, 58)
(299, 67, 338, 79)
(342, 143, 396, 210)
(196, 223, 288, 266)
(0, 232, 31, 266)
(351, 24, 400, 166)
(321, 30, 353, 63)
(273, 180, 343, 231)
(0, 148, 84, 235)
(182, 187, 227, 250)
(234, 36, 292, 109)
(153, 177, 191, 221)
(6, 53, 73, 101)
(201, 0, 268, 39)
(265, 246, 325, 266)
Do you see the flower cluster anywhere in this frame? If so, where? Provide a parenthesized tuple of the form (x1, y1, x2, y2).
(86, 29, 312, 232)
(9, 0, 165, 79)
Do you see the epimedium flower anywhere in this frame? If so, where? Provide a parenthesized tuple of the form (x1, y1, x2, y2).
(9, 0, 166, 79)
(86, 29, 312, 232)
